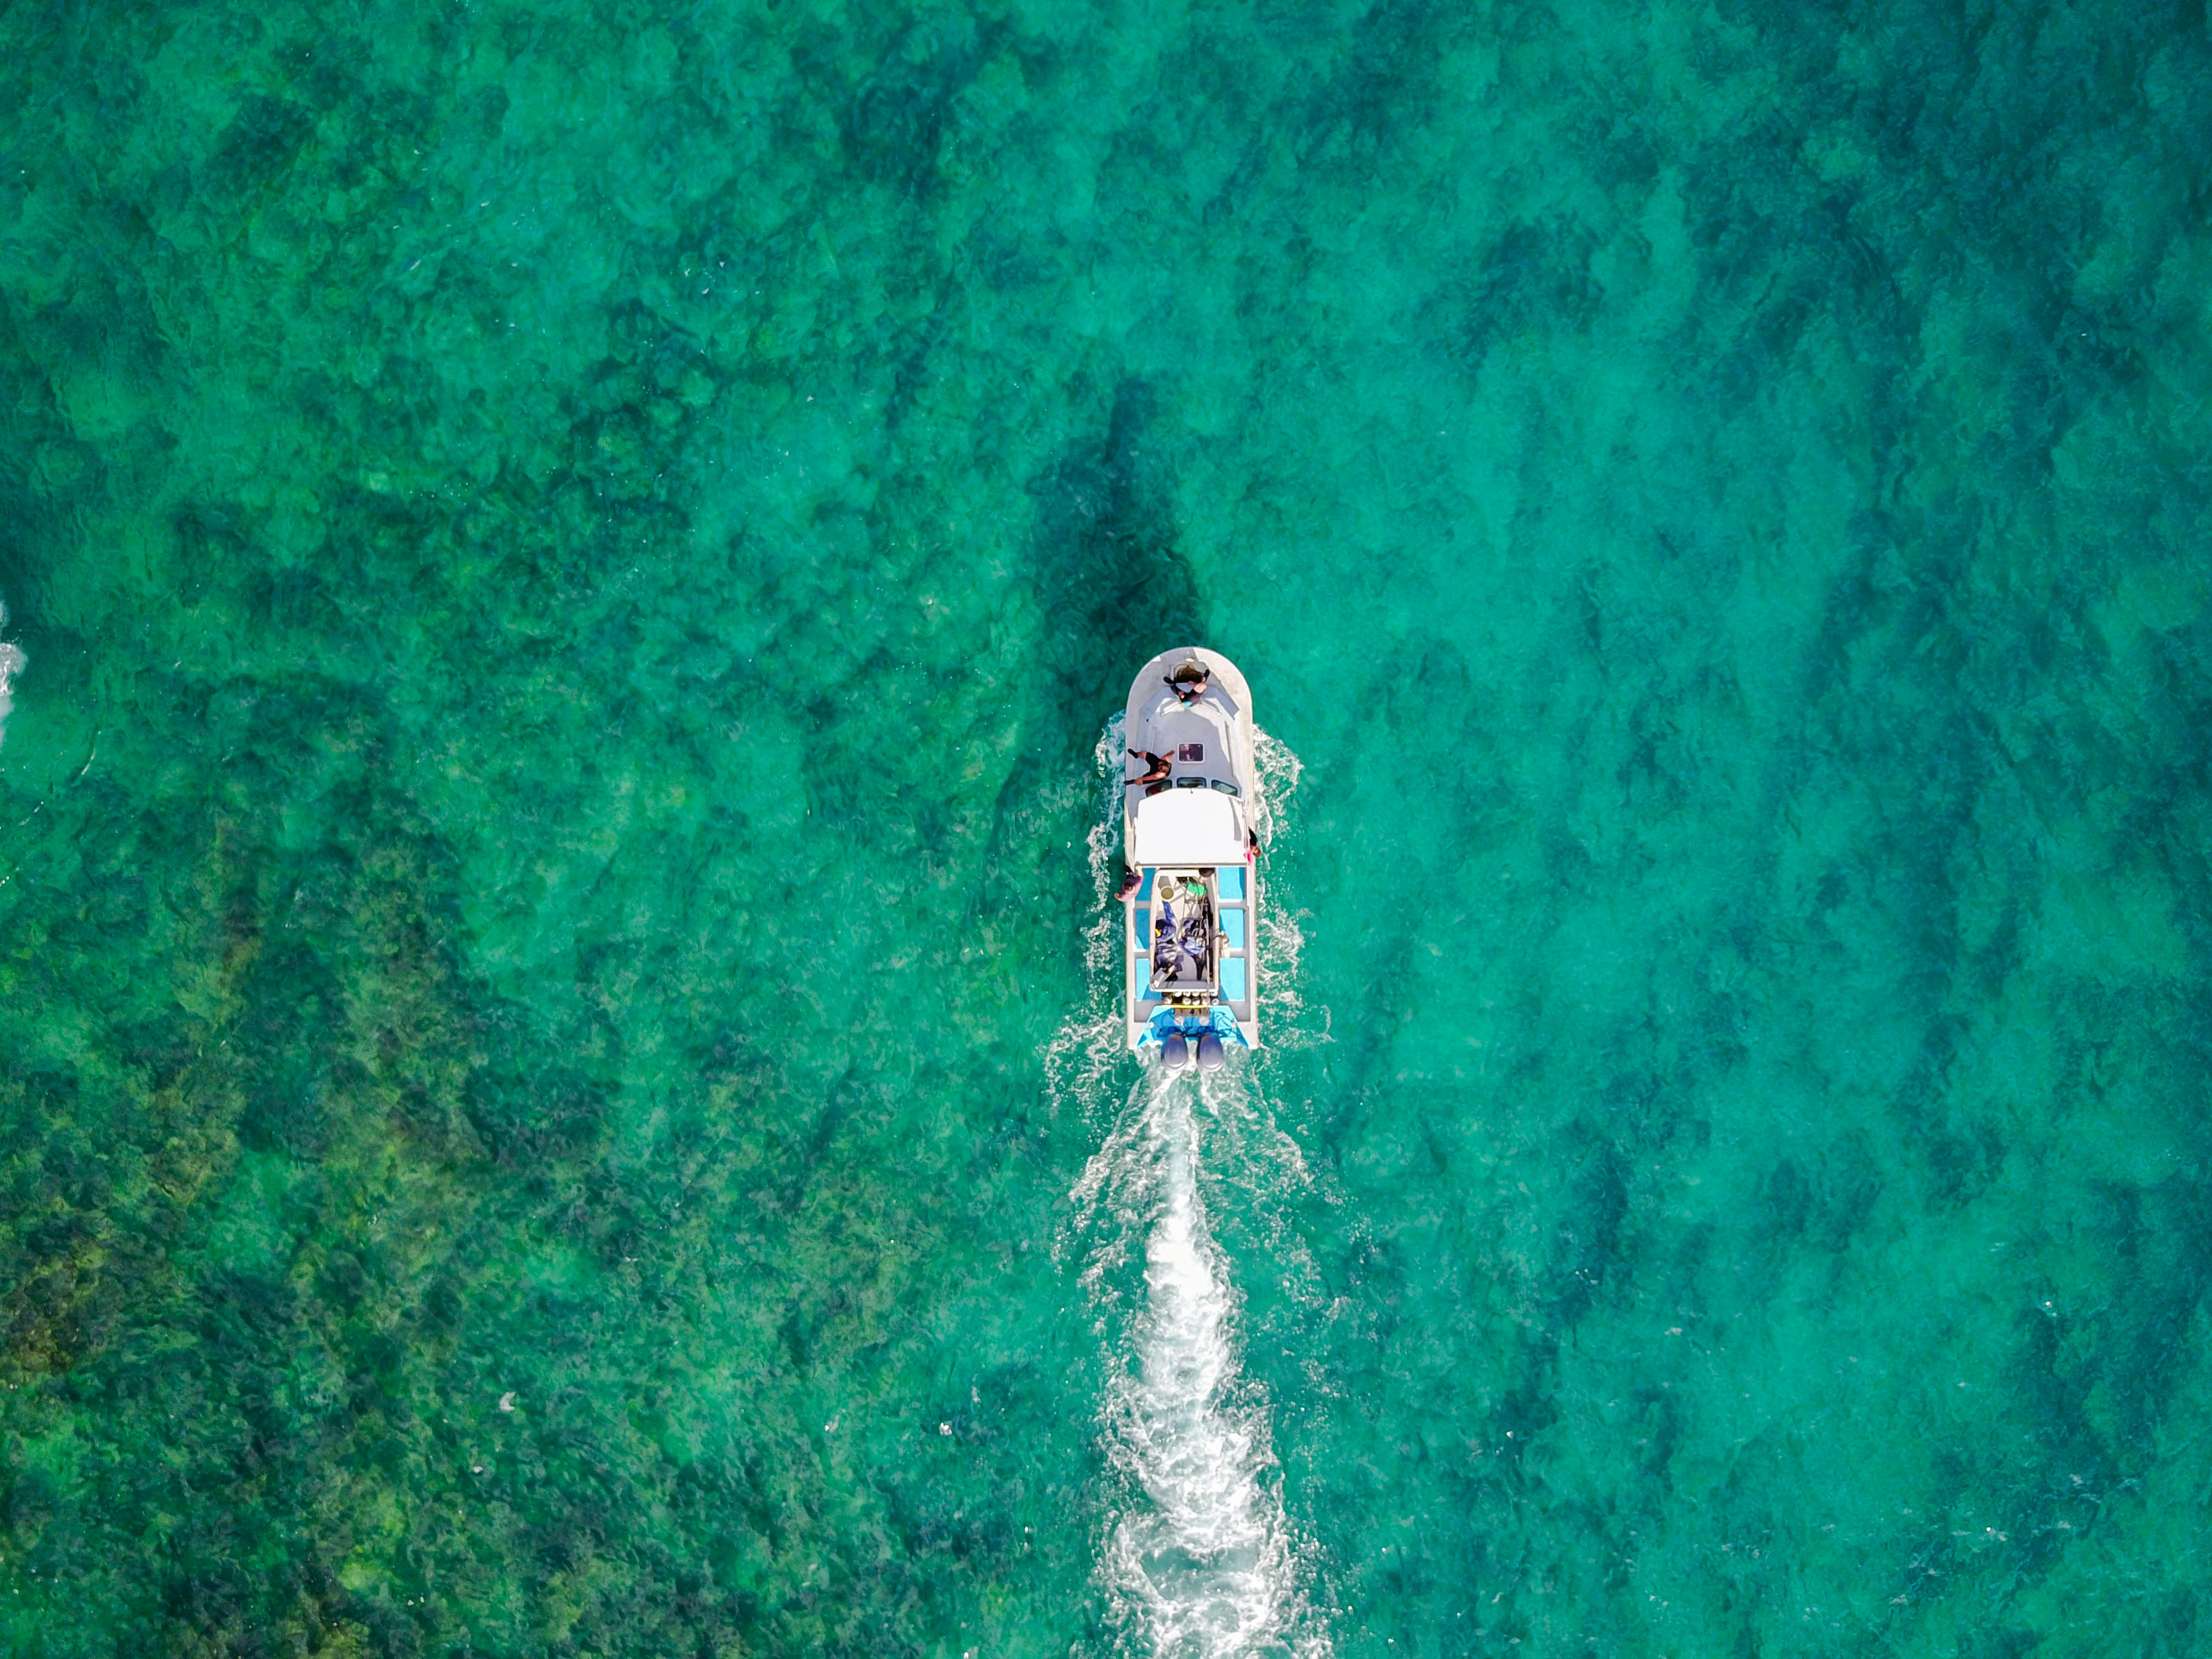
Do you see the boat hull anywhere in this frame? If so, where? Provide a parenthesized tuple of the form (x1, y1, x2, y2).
(1121, 647, 1261, 1055)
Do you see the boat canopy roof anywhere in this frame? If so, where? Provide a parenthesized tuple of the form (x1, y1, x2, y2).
(1131, 788, 1247, 865)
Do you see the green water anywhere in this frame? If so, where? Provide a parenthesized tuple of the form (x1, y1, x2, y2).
(4, 0, 2211, 1653)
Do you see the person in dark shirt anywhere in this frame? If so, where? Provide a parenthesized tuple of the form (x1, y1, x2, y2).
(1164, 661, 1209, 704)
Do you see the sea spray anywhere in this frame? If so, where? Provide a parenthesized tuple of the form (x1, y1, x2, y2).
(1248, 728, 1301, 857)
(1248, 729, 1313, 1045)
(1082, 712, 1134, 989)
(0, 598, 21, 754)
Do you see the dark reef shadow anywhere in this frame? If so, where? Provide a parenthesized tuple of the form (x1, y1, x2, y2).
(1022, 379, 1204, 763)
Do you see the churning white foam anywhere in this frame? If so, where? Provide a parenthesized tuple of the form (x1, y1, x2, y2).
(0, 599, 22, 754)
(1088, 1071, 1324, 1657)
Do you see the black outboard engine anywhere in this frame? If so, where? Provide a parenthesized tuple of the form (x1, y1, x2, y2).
(1161, 1031, 1191, 1070)
(1195, 1031, 1225, 1071)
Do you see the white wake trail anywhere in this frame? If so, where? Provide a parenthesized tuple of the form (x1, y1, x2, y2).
(0, 598, 22, 755)
(1093, 1070, 1316, 1657)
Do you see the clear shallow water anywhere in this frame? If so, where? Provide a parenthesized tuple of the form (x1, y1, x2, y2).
(3, 3, 2211, 1656)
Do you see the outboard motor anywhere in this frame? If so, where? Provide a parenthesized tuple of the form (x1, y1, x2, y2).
(1195, 1030, 1225, 1071)
(1160, 1031, 1191, 1070)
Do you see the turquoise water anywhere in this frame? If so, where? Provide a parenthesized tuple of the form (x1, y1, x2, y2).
(4, 1, 2211, 1653)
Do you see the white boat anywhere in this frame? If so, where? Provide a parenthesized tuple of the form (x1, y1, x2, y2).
(1121, 647, 1261, 1068)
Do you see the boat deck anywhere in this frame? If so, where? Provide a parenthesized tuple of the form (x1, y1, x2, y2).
(1127, 863, 1256, 1039)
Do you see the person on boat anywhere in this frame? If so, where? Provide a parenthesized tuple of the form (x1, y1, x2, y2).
(1113, 749, 1173, 901)
(1137, 657, 1239, 732)
(1165, 660, 1209, 703)
(1127, 747, 1171, 787)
